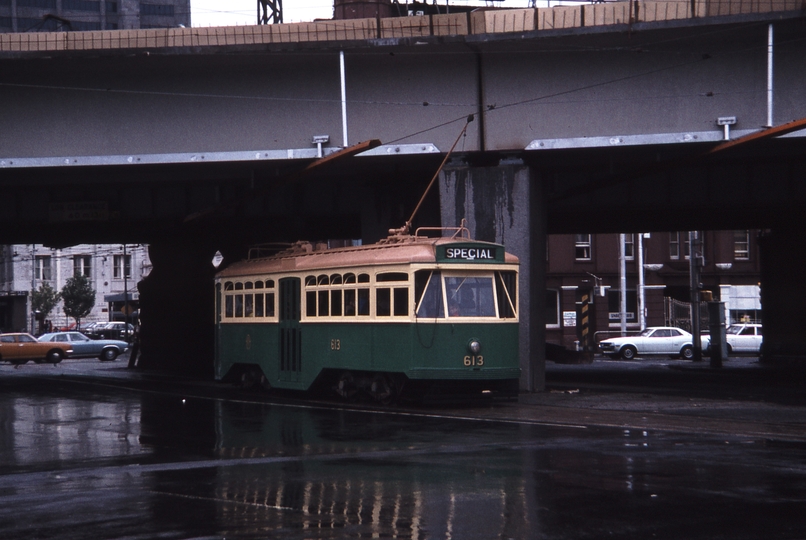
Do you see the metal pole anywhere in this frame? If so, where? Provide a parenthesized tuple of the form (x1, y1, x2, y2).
(30, 244, 36, 334)
(619, 233, 627, 336)
(767, 23, 774, 128)
(340, 50, 348, 148)
(637, 233, 646, 330)
(123, 244, 129, 342)
(689, 231, 702, 361)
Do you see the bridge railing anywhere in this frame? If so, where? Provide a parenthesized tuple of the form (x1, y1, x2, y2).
(1, 1, 802, 54)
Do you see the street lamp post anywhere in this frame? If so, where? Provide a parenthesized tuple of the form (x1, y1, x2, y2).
(689, 231, 703, 362)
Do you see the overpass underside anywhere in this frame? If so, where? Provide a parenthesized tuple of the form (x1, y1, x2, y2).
(1, 7, 805, 382)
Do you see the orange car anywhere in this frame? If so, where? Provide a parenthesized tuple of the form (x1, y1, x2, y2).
(0, 333, 72, 365)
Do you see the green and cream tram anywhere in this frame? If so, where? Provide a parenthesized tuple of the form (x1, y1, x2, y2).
(214, 227, 520, 402)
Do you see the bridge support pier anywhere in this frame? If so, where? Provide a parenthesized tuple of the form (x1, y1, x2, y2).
(759, 227, 806, 365)
(136, 236, 219, 376)
(440, 159, 547, 392)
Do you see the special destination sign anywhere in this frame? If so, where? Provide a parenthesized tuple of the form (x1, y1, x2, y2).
(437, 243, 503, 263)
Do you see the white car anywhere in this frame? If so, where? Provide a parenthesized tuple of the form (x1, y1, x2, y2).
(705, 323, 762, 355)
(599, 326, 694, 360)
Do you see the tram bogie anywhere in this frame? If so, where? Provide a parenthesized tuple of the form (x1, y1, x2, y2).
(215, 226, 520, 403)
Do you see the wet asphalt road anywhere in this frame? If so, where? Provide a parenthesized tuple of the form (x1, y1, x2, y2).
(0, 357, 805, 539)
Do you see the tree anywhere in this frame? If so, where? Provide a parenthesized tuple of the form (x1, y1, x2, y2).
(61, 274, 96, 329)
(32, 283, 61, 322)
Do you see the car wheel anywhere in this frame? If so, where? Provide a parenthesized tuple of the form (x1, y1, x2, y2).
(680, 345, 694, 360)
(726, 344, 733, 355)
(101, 348, 119, 362)
(47, 350, 63, 364)
(620, 346, 637, 360)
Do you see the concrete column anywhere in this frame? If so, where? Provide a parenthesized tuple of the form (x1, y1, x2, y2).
(440, 159, 546, 392)
(759, 228, 806, 365)
(136, 235, 218, 375)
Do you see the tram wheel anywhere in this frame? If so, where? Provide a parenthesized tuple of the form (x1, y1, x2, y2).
(259, 373, 272, 391)
(370, 374, 396, 405)
(336, 371, 357, 401)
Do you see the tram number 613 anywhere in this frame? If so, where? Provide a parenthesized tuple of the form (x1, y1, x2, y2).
(330, 339, 341, 351)
(463, 355, 483, 366)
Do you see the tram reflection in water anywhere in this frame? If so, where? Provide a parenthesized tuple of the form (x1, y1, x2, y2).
(214, 225, 520, 402)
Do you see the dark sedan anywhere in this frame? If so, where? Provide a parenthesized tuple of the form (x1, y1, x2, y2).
(38, 331, 129, 362)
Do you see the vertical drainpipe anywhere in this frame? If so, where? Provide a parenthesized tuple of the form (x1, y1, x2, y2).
(340, 50, 349, 147)
(766, 23, 774, 128)
(619, 233, 627, 336)
(637, 233, 645, 331)
(476, 51, 486, 152)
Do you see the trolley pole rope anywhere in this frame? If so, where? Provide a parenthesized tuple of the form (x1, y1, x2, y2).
(405, 115, 474, 233)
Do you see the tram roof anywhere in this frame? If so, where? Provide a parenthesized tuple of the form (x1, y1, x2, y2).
(216, 235, 518, 279)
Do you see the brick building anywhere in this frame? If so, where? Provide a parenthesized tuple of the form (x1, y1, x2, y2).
(546, 230, 761, 351)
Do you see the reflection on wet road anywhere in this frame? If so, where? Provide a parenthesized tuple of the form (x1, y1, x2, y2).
(0, 371, 805, 539)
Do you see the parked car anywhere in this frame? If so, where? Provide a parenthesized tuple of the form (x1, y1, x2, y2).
(704, 323, 762, 355)
(38, 331, 129, 362)
(599, 326, 694, 360)
(0, 332, 72, 365)
(86, 322, 135, 342)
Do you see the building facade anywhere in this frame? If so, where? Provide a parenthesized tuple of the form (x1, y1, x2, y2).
(547, 230, 762, 352)
(0, 0, 190, 33)
(0, 243, 151, 333)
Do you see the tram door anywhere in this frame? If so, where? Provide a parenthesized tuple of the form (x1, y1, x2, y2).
(278, 277, 302, 382)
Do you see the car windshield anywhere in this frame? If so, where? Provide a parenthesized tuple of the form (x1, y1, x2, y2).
(638, 328, 656, 337)
(727, 326, 743, 335)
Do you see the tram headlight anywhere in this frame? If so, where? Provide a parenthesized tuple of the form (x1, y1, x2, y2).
(468, 339, 481, 354)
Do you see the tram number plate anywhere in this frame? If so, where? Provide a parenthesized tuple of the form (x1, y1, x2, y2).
(463, 355, 483, 366)
(330, 339, 341, 351)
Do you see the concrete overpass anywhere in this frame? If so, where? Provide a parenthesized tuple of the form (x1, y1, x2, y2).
(2, 2, 805, 388)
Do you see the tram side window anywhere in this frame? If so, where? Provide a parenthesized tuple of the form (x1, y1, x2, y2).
(232, 282, 242, 317)
(358, 288, 370, 316)
(254, 281, 264, 317)
(344, 289, 356, 316)
(265, 292, 275, 317)
(393, 288, 408, 316)
(374, 287, 408, 316)
(495, 271, 517, 318)
(358, 273, 370, 315)
(306, 289, 317, 317)
(376, 288, 391, 316)
(376, 272, 409, 317)
(415, 270, 444, 318)
(224, 281, 234, 317)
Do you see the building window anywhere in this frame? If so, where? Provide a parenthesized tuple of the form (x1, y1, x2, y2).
(574, 234, 591, 260)
(73, 255, 92, 277)
(141, 3, 174, 16)
(607, 289, 637, 323)
(670, 232, 680, 259)
(35, 256, 52, 281)
(734, 230, 750, 260)
(63, 0, 100, 11)
(624, 234, 634, 260)
(18, 0, 57, 8)
(113, 255, 131, 279)
(545, 289, 560, 327)
(670, 232, 693, 260)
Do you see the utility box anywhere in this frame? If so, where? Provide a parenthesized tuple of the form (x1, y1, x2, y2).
(707, 301, 727, 368)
